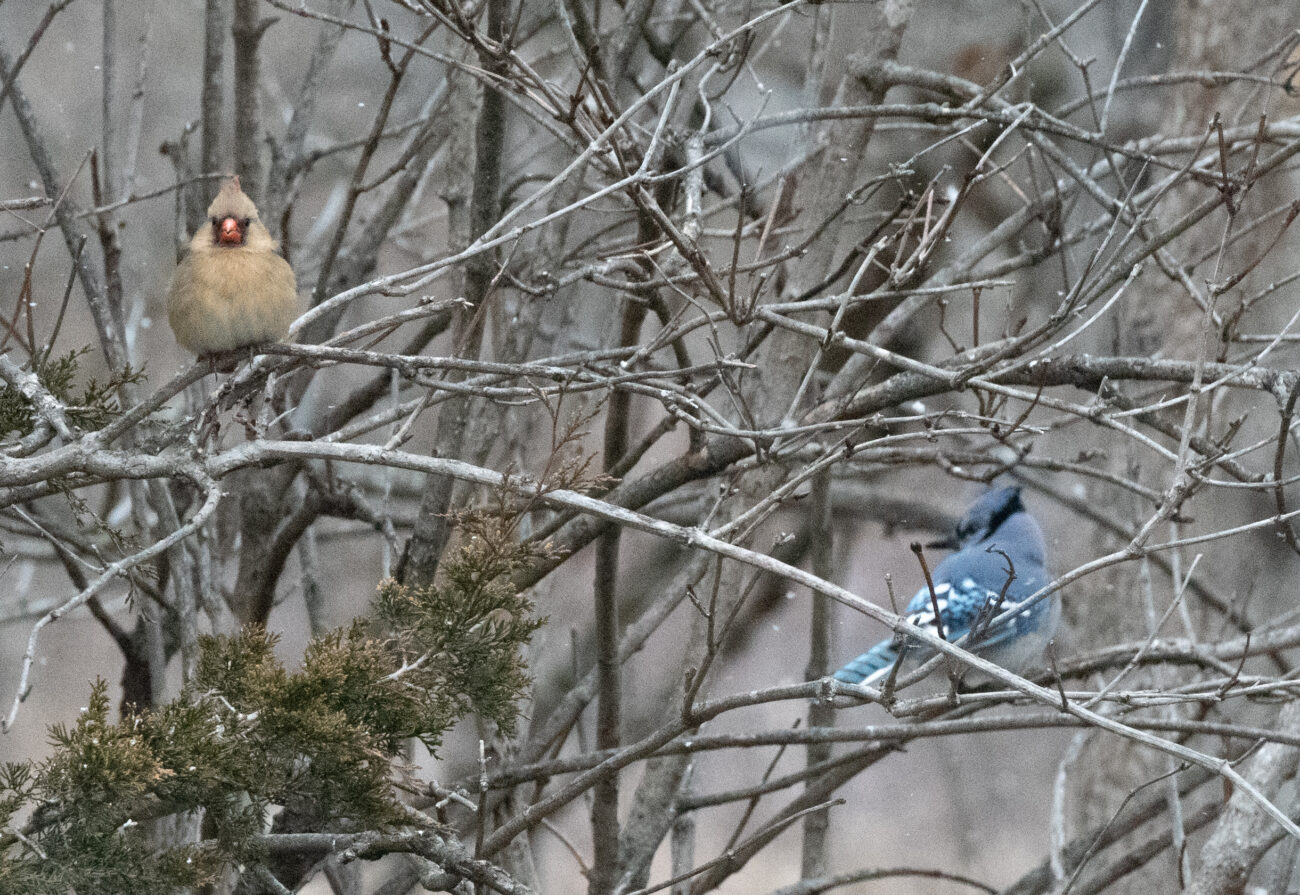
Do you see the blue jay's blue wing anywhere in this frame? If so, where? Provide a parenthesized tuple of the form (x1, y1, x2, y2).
(832, 577, 992, 685)
(833, 487, 1057, 687)
(832, 638, 903, 685)
(833, 576, 1006, 685)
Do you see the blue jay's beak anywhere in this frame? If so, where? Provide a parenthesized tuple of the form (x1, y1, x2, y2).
(926, 532, 961, 550)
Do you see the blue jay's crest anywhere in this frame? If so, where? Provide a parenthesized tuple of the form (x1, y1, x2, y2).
(834, 486, 1057, 687)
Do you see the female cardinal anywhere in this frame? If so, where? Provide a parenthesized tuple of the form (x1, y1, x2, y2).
(167, 176, 298, 357)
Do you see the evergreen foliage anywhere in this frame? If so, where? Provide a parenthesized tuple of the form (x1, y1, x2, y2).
(0, 513, 543, 894)
(0, 347, 143, 437)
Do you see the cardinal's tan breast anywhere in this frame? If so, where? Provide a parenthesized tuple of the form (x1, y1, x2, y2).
(167, 245, 298, 355)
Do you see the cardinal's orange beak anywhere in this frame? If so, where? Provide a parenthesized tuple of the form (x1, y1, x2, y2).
(217, 217, 243, 246)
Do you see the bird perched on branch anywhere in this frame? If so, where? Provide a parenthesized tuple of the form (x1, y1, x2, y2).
(166, 176, 298, 358)
(834, 486, 1057, 687)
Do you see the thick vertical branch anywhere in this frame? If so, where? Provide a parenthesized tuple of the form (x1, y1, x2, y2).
(93, 12, 126, 356)
(198, 0, 227, 221)
(395, 77, 478, 587)
(228, 465, 301, 625)
(670, 807, 695, 895)
(589, 305, 643, 895)
(589, 109, 667, 888)
(801, 469, 834, 879)
(232, 0, 266, 199)
(465, 8, 507, 307)
(399, 0, 507, 589)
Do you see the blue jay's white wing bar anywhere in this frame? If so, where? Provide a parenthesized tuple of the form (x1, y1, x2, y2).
(198, 439, 1300, 844)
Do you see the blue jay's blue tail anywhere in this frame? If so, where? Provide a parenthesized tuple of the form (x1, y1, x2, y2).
(833, 486, 1056, 688)
(833, 640, 900, 685)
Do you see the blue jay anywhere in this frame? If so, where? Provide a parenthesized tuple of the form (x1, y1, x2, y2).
(834, 486, 1057, 687)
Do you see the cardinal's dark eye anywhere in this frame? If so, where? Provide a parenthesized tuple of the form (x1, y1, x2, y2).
(241, 218, 251, 229)
(211, 217, 220, 227)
